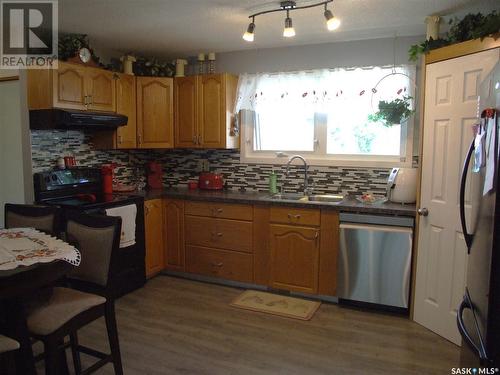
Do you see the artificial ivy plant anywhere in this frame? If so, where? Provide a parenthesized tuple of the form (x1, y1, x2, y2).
(368, 96, 415, 127)
(408, 10, 500, 62)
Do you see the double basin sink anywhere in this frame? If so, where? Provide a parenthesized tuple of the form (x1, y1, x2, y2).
(263, 193, 345, 204)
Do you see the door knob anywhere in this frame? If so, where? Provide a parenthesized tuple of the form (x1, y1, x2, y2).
(417, 208, 429, 216)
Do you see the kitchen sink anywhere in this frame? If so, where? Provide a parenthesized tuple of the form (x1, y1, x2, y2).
(265, 193, 344, 203)
(307, 194, 344, 203)
(266, 193, 309, 201)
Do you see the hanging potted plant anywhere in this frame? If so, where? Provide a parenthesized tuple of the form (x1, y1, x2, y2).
(368, 96, 415, 127)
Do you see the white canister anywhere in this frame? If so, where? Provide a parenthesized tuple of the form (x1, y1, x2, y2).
(175, 59, 188, 77)
(390, 168, 418, 204)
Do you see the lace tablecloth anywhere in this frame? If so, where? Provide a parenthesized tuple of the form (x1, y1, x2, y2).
(0, 228, 81, 271)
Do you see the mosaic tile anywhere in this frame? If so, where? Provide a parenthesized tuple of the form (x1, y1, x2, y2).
(31, 130, 394, 195)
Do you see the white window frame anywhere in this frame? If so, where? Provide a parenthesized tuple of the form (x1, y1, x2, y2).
(239, 109, 414, 168)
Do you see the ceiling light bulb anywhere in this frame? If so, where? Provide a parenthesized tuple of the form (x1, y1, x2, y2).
(243, 22, 256, 42)
(283, 17, 295, 37)
(324, 9, 340, 31)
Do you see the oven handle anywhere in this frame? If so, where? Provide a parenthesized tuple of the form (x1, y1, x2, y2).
(457, 289, 489, 364)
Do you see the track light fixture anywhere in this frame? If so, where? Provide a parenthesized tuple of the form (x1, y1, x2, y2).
(243, 17, 256, 41)
(283, 10, 295, 38)
(242, 0, 340, 42)
(324, 3, 340, 30)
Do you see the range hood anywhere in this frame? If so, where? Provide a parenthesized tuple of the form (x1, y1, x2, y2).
(29, 109, 128, 130)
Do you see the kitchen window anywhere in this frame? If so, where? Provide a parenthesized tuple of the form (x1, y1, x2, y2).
(237, 65, 416, 167)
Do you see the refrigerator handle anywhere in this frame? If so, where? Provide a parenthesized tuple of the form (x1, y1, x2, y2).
(460, 139, 475, 253)
(457, 289, 490, 364)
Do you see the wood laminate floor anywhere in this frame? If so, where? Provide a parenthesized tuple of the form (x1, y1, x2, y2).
(55, 276, 460, 374)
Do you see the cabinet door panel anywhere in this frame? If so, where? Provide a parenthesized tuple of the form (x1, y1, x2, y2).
(174, 77, 198, 147)
(270, 224, 319, 294)
(137, 77, 174, 148)
(164, 199, 185, 271)
(198, 74, 225, 148)
(115, 74, 137, 148)
(52, 62, 86, 110)
(87, 68, 116, 112)
(145, 199, 164, 277)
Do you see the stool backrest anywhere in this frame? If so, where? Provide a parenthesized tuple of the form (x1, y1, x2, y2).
(65, 212, 121, 289)
(4, 204, 59, 235)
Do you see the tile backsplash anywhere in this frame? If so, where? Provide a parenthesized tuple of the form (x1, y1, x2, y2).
(30, 130, 391, 195)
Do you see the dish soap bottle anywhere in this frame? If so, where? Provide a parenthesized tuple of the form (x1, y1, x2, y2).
(269, 171, 278, 195)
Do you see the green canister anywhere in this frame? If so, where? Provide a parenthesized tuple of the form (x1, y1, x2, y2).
(269, 171, 278, 194)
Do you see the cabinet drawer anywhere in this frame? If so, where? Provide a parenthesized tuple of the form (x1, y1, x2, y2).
(270, 207, 320, 227)
(185, 201, 253, 221)
(186, 245, 253, 283)
(185, 216, 253, 253)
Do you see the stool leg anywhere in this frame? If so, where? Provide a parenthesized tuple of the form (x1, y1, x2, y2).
(44, 337, 69, 375)
(105, 302, 123, 375)
(44, 339, 59, 375)
(69, 332, 81, 375)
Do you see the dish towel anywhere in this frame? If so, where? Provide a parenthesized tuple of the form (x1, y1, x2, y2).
(105, 204, 137, 248)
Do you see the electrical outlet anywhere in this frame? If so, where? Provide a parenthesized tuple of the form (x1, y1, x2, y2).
(197, 160, 204, 172)
(197, 159, 210, 172)
(202, 160, 210, 172)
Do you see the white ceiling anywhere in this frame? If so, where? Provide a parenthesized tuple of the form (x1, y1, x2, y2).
(59, 0, 497, 58)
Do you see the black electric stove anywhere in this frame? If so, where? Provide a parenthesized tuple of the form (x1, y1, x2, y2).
(33, 168, 146, 297)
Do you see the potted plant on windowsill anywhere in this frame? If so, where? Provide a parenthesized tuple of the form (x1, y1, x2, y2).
(368, 96, 415, 127)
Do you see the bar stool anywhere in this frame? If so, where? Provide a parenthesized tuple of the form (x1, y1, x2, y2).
(26, 212, 124, 375)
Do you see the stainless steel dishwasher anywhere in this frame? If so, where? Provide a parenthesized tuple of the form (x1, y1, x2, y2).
(337, 213, 414, 309)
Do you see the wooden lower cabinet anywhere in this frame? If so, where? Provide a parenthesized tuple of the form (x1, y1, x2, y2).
(163, 199, 185, 271)
(150, 199, 338, 297)
(144, 199, 164, 278)
(269, 224, 320, 294)
(186, 245, 253, 283)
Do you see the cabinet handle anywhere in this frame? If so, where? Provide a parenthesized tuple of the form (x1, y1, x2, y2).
(211, 262, 223, 267)
(118, 135, 123, 144)
(198, 135, 202, 145)
(138, 134, 142, 145)
(144, 205, 149, 215)
(315, 231, 319, 246)
(287, 213, 301, 221)
(192, 136, 197, 145)
(211, 208, 223, 216)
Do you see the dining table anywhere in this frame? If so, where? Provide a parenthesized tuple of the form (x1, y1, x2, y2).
(0, 228, 81, 374)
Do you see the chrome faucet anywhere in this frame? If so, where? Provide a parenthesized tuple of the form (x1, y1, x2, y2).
(285, 155, 309, 195)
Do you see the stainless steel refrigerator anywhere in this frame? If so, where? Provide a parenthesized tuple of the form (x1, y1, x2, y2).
(458, 61, 500, 368)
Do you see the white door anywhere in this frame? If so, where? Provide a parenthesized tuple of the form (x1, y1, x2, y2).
(414, 49, 499, 345)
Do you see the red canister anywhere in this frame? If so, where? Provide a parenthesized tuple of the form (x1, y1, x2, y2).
(64, 156, 76, 168)
(101, 165, 114, 194)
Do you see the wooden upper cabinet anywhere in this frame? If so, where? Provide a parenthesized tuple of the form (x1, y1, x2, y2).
(198, 74, 225, 148)
(86, 67, 116, 112)
(270, 224, 320, 294)
(28, 61, 116, 112)
(163, 199, 185, 272)
(173, 73, 239, 149)
(137, 76, 174, 149)
(52, 61, 87, 110)
(115, 74, 137, 149)
(174, 76, 197, 147)
(145, 199, 165, 278)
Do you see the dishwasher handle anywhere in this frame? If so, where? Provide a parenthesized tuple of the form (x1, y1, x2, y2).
(339, 222, 413, 234)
